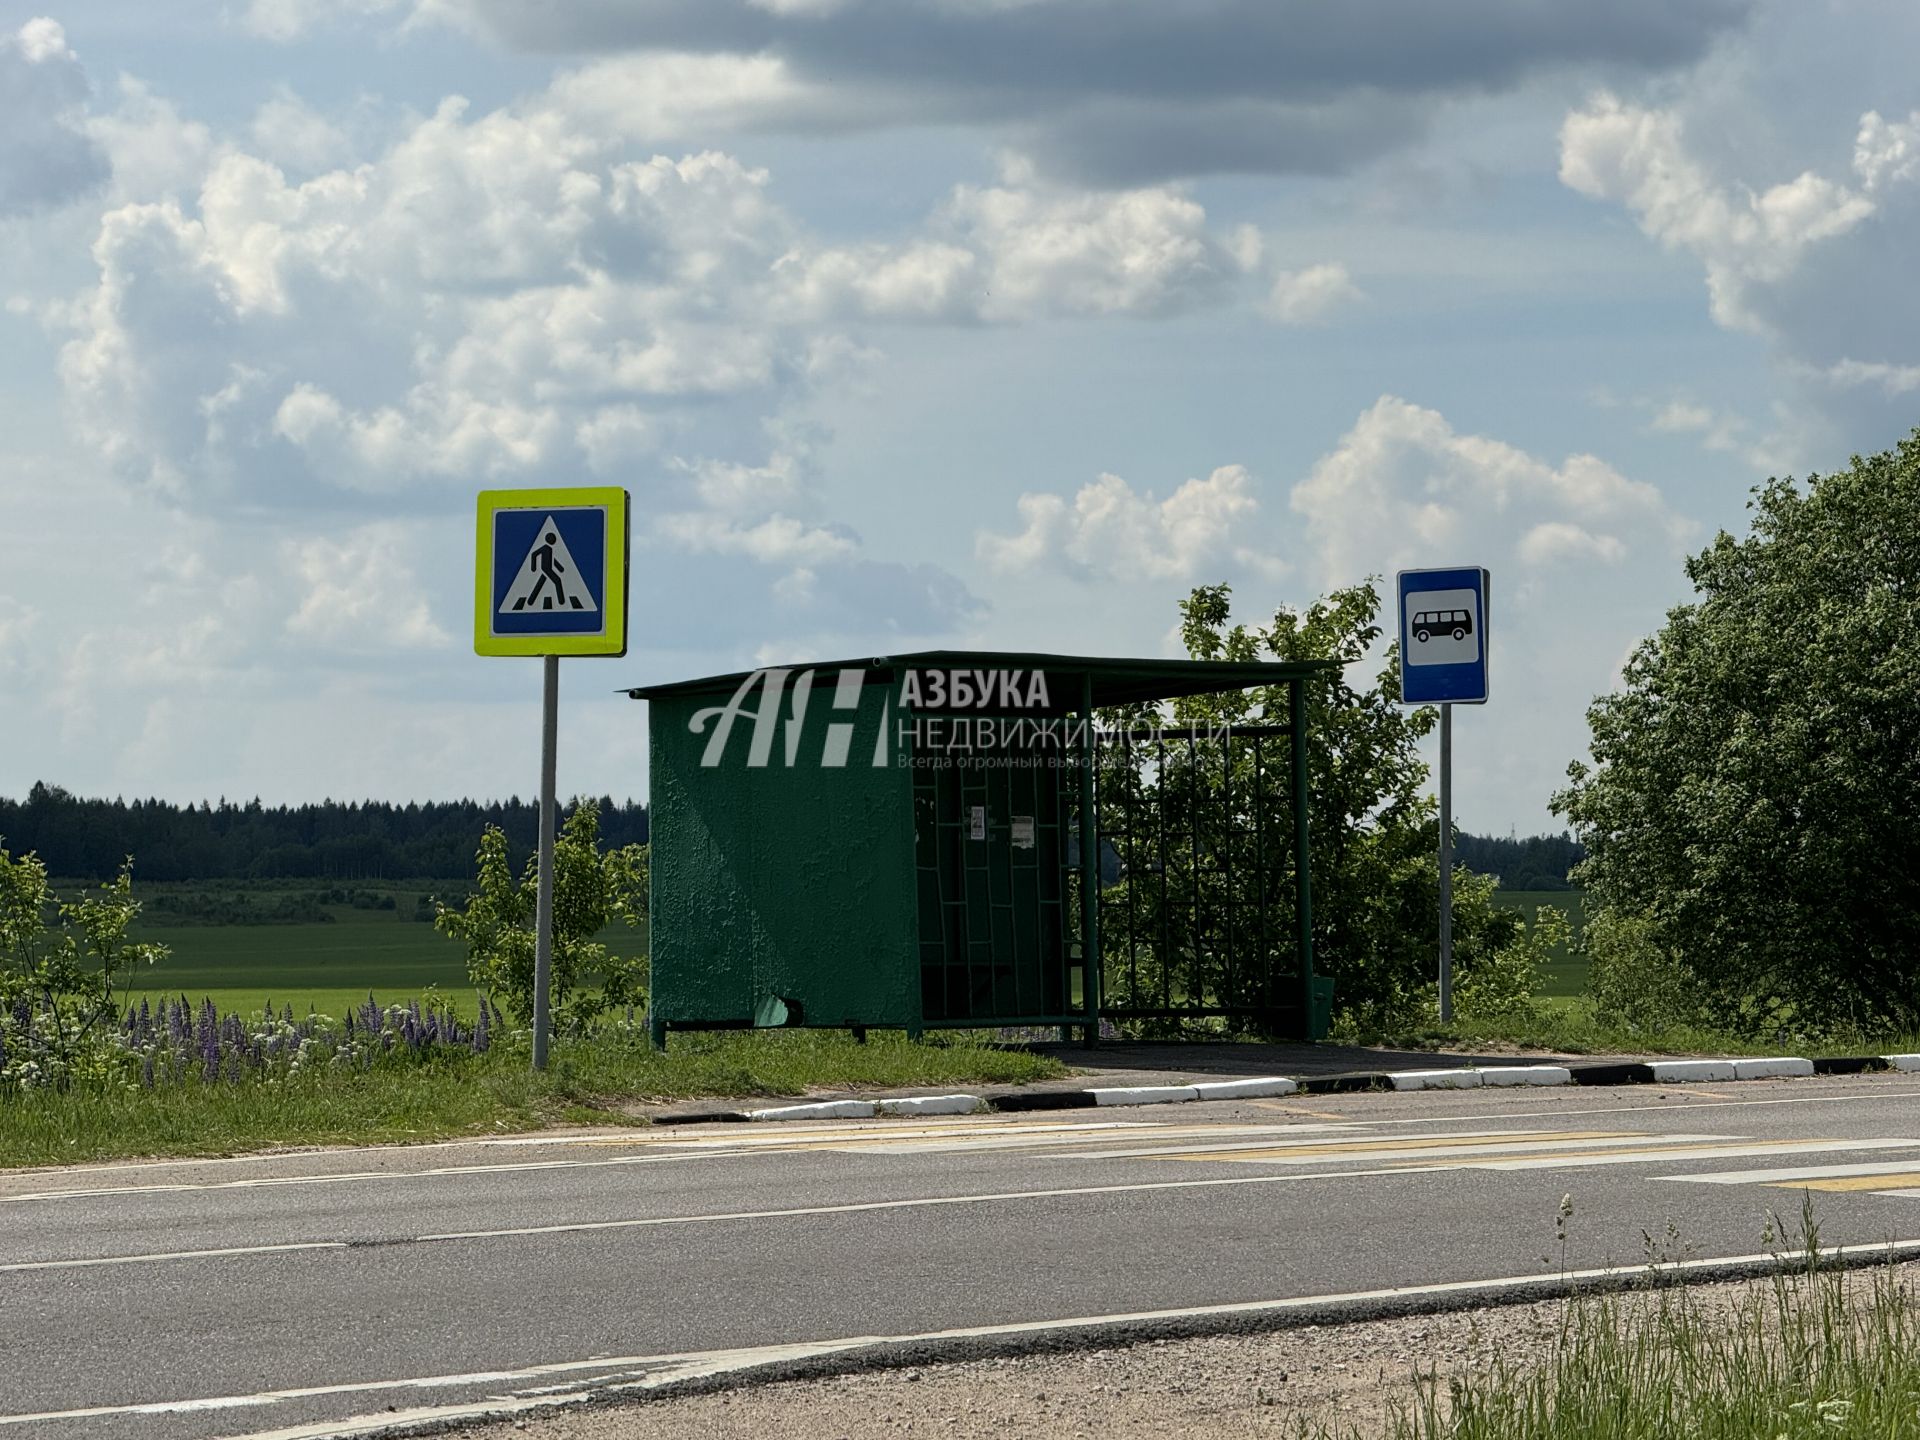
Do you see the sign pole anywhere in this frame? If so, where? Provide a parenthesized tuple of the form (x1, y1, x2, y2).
(1437, 701, 1453, 1023)
(474, 486, 629, 1072)
(532, 654, 558, 1072)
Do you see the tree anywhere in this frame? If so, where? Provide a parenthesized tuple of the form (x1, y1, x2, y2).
(1554, 430, 1920, 1036)
(434, 801, 650, 1028)
(0, 842, 168, 1088)
(1103, 581, 1540, 1032)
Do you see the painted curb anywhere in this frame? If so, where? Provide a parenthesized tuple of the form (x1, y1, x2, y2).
(746, 1100, 877, 1122)
(1649, 1059, 1738, 1084)
(1389, 1069, 1483, 1091)
(989, 1089, 1098, 1112)
(1092, 1085, 1202, 1107)
(1191, 1077, 1299, 1100)
(1732, 1057, 1816, 1080)
(1479, 1065, 1573, 1087)
(649, 1052, 1902, 1125)
(1814, 1056, 1889, 1075)
(876, 1094, 984, 1117)
(1569, 1062, 1656, 1086)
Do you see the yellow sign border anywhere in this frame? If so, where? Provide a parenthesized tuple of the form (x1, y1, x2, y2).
(474, 487, 630, 657)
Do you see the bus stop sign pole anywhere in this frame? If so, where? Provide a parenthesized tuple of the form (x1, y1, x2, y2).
(1438, 702, 1453, 1023)
(1395, 567, 1489, 1027)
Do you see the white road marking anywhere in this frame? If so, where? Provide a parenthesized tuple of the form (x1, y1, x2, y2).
(0, 1148, 747, 1205)
(1342, 1084, 1920, 1129)
(1073, 1129, 1720, 1165)
(21, 1240, 1920, 1435)
(15, 1128, 1920, 1273)
(0, 1242, 345, 1274)
(1668, 1156, 1920, 1186)
(0, 1122, 1362, 1203)
(1467, 1138, 1920, 1170)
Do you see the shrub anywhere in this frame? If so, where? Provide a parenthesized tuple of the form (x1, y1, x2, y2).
(434, 801, 648, 1028)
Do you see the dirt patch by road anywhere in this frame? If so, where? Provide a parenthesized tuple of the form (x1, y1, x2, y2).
(457, 1263, 1916, 1439)
(461, 1294, 1565, 1439)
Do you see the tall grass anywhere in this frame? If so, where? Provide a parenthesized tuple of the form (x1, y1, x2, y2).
(1336, 1230, 1920, 1439)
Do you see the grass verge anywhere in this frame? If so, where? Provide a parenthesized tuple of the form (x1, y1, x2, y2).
(1362, 1002, 1920, 1060)
(1337, 1247, 1920, 1439)
(0, 1030, 1063, 1169)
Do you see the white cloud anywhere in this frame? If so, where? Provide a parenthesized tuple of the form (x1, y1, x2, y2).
(241, 0, 410, 42)
(1559, 92, 1876, 333)
(284, 524, 450, 651)
(1854, 109, 1920, 193)
(1517, 521, 1626, 566)
(779, 172, 1293, 324)
(0, 18, 110, 213)
(1266, 262, 1363, 325)
(425, 0, 1747, 185)
(1820, 358, 1920, 395)
(654, 512, 855, 567)
(249, 92, 354, 174)
(83, 78, 215, 203)
(1289, 395, 1687, 584)
(978, 465, 1264, 580)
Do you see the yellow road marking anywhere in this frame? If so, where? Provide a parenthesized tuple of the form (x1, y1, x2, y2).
(1417, 1137, 1874, 1170)
(1253, 1101, 1355, 1121)
(1770, 1172, 1920, 1193)
(1157, 1129, 1639, 1163)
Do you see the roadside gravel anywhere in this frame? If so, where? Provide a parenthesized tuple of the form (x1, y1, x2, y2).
(455, 1262, 1920, 1439)
(456, 1288, 1603, 1438)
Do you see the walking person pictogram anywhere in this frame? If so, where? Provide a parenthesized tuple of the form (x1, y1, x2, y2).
(493, 510, 600, 622)
(516, 529, 582, 611)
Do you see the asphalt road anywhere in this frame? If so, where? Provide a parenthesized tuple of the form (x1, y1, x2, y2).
(9, 1075, 1920, 1438)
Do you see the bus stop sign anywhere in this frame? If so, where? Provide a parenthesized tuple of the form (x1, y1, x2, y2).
(1397, 567, 1489, 704)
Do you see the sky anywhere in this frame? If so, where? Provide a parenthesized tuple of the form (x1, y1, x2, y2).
(1, 0, 1917, 833)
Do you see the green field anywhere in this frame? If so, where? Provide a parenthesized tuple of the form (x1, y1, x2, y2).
(117, 884, 645, 1018)
(110, 881, 1585, 1019)
(1493, 887, 1588, 1001)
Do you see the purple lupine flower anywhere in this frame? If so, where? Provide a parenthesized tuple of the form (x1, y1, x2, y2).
(471, 1002, 489, 1054)
(284, 1003, 294, 1026)
(142, 1051, 155, 1089)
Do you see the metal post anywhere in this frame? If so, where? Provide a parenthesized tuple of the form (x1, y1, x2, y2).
(1289, 679, 1314, 1031)
(1438, 702, 1453, 1024)
(1079, 673, 1100, 1047)
(532, 655, 559, 1072)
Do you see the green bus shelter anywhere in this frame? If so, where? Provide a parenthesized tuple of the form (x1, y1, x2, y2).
(631, 651, 1337, 1047)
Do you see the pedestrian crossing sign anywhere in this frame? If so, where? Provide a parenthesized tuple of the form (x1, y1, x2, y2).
(474, 487, 629, 656)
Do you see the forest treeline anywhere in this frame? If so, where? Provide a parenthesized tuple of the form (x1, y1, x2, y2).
(2, 780, 1578, 889)
(0, 782, 650, 882)
(1452, 831, 1584, 891)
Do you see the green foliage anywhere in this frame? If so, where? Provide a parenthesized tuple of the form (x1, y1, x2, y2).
(434, 802, 649, 1027)
(0, 1029, 1064, 1168)
(1556, 430, 1920, 1037)
(1106, 580, 1556, 1032)
(1339, 1248, 1920, 1440)
(1454, 886, 1562, 1024)
(0, 840, 168, 1088)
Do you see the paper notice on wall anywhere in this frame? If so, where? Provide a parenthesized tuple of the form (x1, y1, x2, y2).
(970, 806, 986, 841)
(1010, 815, 1035, 849)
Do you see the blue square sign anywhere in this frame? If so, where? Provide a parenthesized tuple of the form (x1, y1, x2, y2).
(474, 487, 629, 657)
(1397, 567, 1490, 704)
